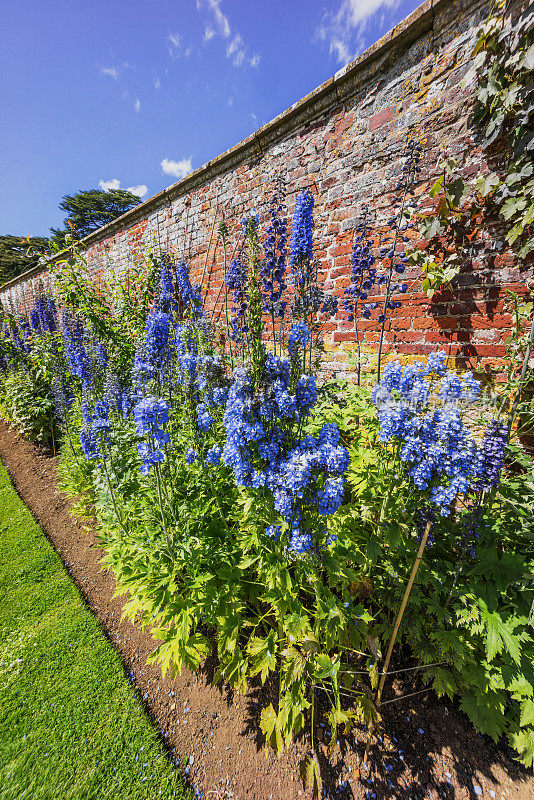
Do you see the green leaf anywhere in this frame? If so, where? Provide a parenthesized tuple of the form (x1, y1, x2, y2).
(481, 606, 522, 665)
(508, 727, 534, 768)
(300, 754, 322, 797)
(313, 654, 334, 680)
(459, 692, 507, 740)
(260, 703, 277, 740)
(520, 699, 534, 727)
(429, 175, 444, 198)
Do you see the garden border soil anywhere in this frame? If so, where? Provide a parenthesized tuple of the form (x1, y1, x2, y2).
(1, 420, 532, 800)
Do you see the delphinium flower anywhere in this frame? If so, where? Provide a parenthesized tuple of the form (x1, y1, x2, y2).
(457, 505, 482, 559)
(196, 401, 214, 432)
(376, 140, 422, 379)
(104, 369, 122, 413)
(265, 524, 282, 540)
(78, 399, 111, 461)
(50, 340, 73, 424)
(132, 396, 170, 474)
(317, 477, 346, 515)
(222, 352, 349, 555)
(92, 400, 112, 436)
(290, 189, 314, 274)
(157, 254, 176, 312)
(186, 447, 198, 464)
(145, 308, 171, 373)
(132, 340, 154, 392)
(176, 261, 203, 318)
(80, 426, 101, 460)
(205, 445, 222, 465)
(120, 389, 133, 420)
(61, 312, 92, 387)
(341, 209, 380, 383)
(288, 189, 338, 367)
(372, 352, 482, 516)
(474, 419, 508, 492)
(288, 321, 310, 361)
(175, 323, 199, 389)
(174, 319, 227, 458)
(7, 321, 22, 352)
(96, 341, 108, 370)
(261, 184, 288, 352)
(30, 308, 42, 333)
(18, 319, 32, 353)
(225, 258, 249, 344)
(35, 291, 58, 333)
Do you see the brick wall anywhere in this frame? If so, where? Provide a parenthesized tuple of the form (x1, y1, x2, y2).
(1, 0, 531, 376)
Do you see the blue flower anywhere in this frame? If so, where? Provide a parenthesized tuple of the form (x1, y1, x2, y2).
(317, 477, 345, 515)
(265, 524, 282, 540)
(176, 261, 203, 316)
(475, 419, 507, 491)
(145, 309, 171, 372)
(133, 396, 170, 473)
(289, 528, 313, 554)
(288, 322, 310, 359)
(225, 258, 249, 342)
(262, 195, 288, 318)
(372, 353, 484, 515)
(80, 427, 101, 460)
(295, 374, 317, 414)
(205, 445, 222, 465)
(196, 402, 214, 432)
(186, 447, 199, 464)
(290, 189, 314, 268)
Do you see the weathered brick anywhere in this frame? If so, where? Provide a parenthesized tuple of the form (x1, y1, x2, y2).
(0, 0, 529, 381)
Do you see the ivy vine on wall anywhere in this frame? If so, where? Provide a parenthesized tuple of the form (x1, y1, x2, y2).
(409, 0, 533, 298)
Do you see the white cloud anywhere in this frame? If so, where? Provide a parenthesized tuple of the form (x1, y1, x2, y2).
(127, 184, 148, 198)
(99, 178, 121, 191)
(167, 32, 182, 59)
(197, 0, 230, 38)
(227, 96, 234, 107)
(100, 65, 120, 80)
(99, 179, 147, 197)
(316, 0, 399, 65)
(154, 77, 161, 90)
(197, 0, 258, 68)
(134, 97, 141, 113)
(161, 157, 193, 180)
(226, 33, 246, 67)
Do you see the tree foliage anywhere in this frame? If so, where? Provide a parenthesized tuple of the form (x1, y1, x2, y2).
(0, 235, 49, 284)
(49, 188, 141, 245)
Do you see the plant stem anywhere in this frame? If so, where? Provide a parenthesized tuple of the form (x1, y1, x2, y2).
(155, 462, 174, 562)
(377, 182, 410, 381)
(101, 458, 129, 537)
(310, 682, 315, 751)
(507, 309, 534, 439)
(221, 233, 235, 370)
(363, 519, 432, 764)
(354, 313, 361, 387)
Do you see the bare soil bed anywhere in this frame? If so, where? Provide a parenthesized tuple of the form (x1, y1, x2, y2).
(0, 420, 532, 800)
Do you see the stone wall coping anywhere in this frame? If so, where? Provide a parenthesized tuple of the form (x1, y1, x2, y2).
(0, 0, 443, 295)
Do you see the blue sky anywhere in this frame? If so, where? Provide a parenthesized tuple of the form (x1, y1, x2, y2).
(0, 0, 420, 237)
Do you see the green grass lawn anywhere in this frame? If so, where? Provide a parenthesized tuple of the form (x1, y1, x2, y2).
(0, 460, 193, 800)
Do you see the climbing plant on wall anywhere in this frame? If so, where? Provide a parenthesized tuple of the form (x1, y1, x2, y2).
(409, 0, 534, 297)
